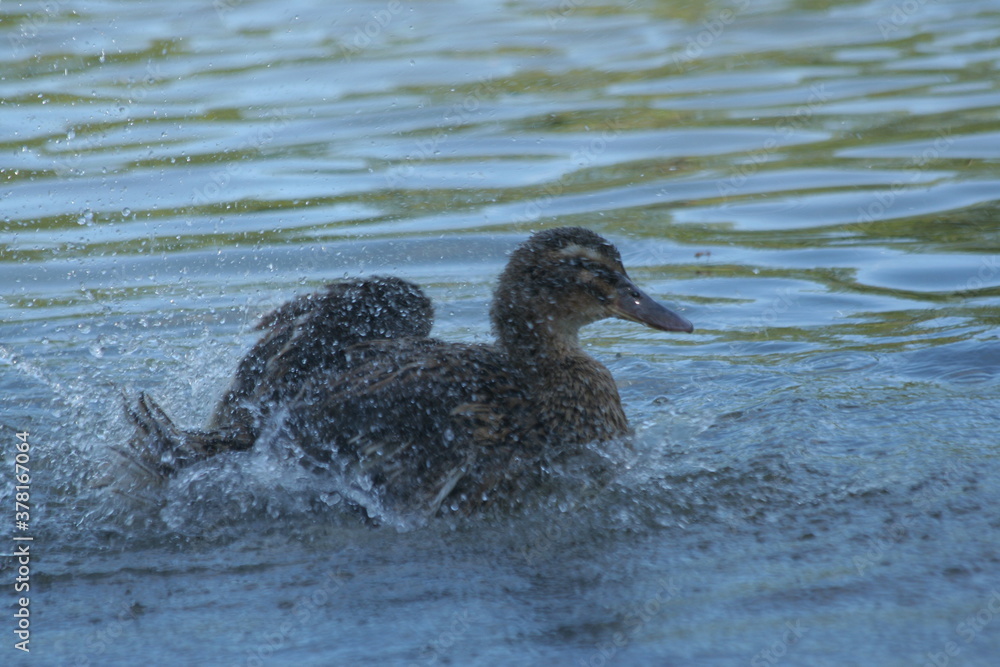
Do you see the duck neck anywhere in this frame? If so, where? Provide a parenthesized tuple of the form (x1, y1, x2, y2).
(491, 300, 582, 368)
(491, 294, 628, 439)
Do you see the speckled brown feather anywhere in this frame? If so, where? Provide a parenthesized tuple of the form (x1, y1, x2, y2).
(124, 276, 432, 476)
(277, 338, 532, 515)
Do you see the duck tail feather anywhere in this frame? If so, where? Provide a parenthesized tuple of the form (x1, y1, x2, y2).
(121, 391, 250, 480)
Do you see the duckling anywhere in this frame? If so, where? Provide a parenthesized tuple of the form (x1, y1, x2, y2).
(123, 227, 692, 517)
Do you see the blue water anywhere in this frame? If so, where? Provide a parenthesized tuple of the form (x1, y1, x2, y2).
(2, 0, 1000, 664)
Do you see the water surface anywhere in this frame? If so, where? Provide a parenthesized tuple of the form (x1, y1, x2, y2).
(2, 0, 1000, 664)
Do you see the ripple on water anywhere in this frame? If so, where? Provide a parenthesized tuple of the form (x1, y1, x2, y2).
(795, 351, 881, 374)
(3, 0, 1000, 663)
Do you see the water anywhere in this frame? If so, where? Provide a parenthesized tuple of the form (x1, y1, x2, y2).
(2, 0, 1000, 664)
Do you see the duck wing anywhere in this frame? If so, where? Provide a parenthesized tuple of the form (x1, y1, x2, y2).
(209, 276, 433, 434)
(122, 277, 433, 481)
(277, 338, 536, 517)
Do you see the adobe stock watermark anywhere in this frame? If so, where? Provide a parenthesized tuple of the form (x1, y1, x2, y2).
(511, 118, 623, 223)
(672, 0, 752, 71)
(877, 0, 937, 40)
(241, 570, 347, 666)
(518, 481, 606, 564)
(70, 600, 147, 666)
(8, 0, 68, 53)
(742, 286, 796, 340)
(383, 75, 497, 188)
(851, 519, 909, 576)
(715, 83, 830, 198)
(957, 254, 998, 297)
(580, 578, 681, 667)
(694, 283, 802, 359)
(53, 62, 165, 177)
(192, 109, 291, 205)
(213, 0, 245, 20)
(337, 0, 404, 61)
(519, 448, 643, 565)
(922, 588, 1000, 667)
(852, 461, 965, 576)
(750, 619, 808, 667)
(405, 607, 472, 666)
(852, 129, 953, 230)
(546, 0, 585, 28)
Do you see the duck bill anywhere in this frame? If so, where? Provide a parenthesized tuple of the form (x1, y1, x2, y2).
(610, 280, 694, 333)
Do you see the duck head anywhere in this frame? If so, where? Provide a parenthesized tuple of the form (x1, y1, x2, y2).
(491, 227, 693, 352)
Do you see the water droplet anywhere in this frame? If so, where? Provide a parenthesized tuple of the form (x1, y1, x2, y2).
(122, 207, 132, 217)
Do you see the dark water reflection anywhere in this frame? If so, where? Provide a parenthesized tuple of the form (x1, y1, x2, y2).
(2, 0, 1000, 664)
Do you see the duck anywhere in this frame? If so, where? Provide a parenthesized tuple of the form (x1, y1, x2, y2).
(123, 227, 693, 518)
